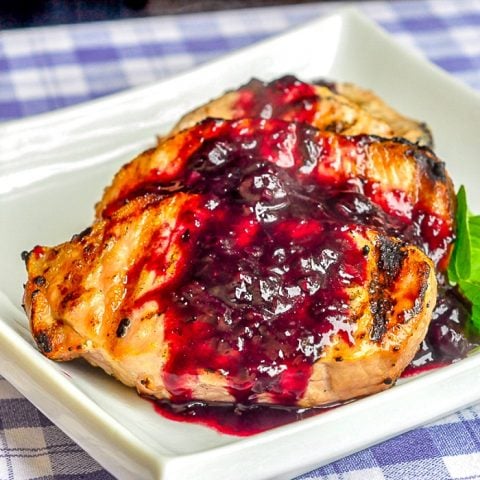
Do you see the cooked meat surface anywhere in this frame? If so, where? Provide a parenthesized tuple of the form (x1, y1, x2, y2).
(332, 81, 433, 147)
(24, 117, 446, 408)
(172, 76, 433, 146)
(24, 201, 436, 407)
(97, 118, 454, 270)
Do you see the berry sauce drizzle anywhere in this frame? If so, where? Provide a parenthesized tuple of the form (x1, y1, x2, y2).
(153, 282, 476, 437)
(109, 76, 477, 436)
(152, 400, 336, 436)
(150, 122, 371, 407)
(235, 76, 318, 124)
(403, 285, 476, 376)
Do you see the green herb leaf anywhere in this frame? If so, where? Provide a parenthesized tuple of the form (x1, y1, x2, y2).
(473, 304, 480, 332)
(448, 186, 480, 331)
(448, 186, 469, 281)
(470, 216, 480, 281)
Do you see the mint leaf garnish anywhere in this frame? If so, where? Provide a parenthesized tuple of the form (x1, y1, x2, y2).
(448, 186, 480, 331)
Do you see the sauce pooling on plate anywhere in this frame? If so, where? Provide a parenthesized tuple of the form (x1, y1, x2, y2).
(153, 400, 334, 436)
(152, 287, 476, 437)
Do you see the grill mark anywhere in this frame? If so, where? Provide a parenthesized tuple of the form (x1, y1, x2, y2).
(370, 297, 394, 342)
(35, 331, 52, 353)
(33, 276, 46, 287)
(116, 318, 131, 338)
(377, 236, 406, 285)
(71, 227, 93, 242)
(369, 237, 407, 342)
(413, 148, 446, 182)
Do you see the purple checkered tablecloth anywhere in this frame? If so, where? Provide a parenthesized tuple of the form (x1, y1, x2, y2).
(1, 0, 480, 478)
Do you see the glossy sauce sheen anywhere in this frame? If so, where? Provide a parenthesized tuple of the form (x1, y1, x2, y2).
(114, 77, 474, 435)
(233, 76, 455, 269)
(153, 400, 334, 436)
(235, 76, 318, 124)
(151, 122, 372, 406)
(234, 77, 475, 375)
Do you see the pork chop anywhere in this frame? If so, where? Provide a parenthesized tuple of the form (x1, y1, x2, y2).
(24, 118, 440, 407)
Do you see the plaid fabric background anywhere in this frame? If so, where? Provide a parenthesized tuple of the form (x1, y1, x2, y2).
(1, 0, 480, 478)
(1, 0, 480, 121)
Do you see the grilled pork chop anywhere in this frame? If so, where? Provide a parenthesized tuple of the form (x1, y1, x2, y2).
(172, 76, 433, 146)
(24, 197, 435, 407)
(97, 118, 454, 271)
(24, 118, 445, 408)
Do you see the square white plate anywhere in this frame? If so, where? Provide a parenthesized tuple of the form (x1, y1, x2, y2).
(1, 8, 480, 480)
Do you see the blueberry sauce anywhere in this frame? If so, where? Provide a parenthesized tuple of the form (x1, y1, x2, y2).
(152, 400, 336, 436)
(153, 281, 476, 437)
(232, 76, 472, 377)
(403, 285, 477, 377)
(139, 122, 373, 406)
(232, 76, 455, 270)
(235, 76, 318, 124)
(104, 93, 474, 435)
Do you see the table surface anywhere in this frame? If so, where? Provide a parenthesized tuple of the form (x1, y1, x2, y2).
(1, 0, 480, 478)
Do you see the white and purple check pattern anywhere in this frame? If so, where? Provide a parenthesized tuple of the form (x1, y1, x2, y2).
(1, 0, 480, 478)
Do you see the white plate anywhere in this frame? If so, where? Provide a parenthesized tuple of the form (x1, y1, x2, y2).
(1, 8, 480, 480)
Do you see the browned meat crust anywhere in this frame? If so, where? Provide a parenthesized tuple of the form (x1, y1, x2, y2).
(334, 82, 433, 147)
